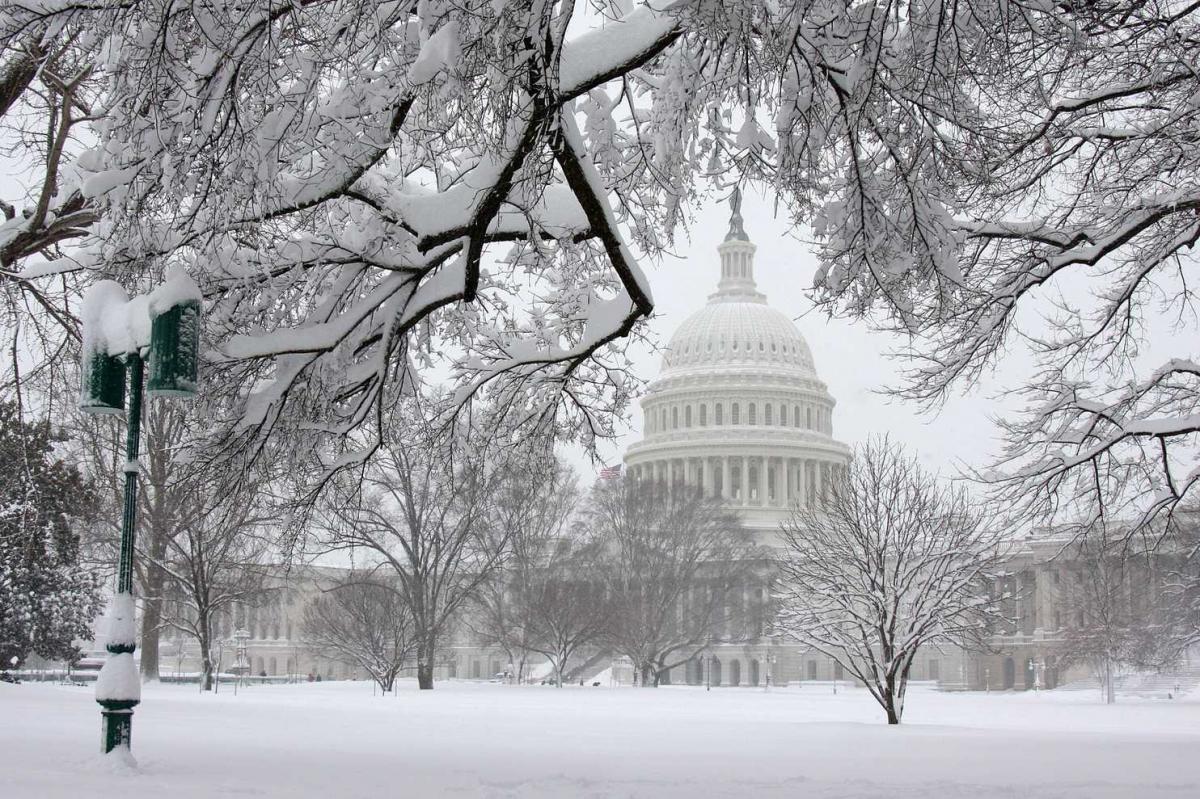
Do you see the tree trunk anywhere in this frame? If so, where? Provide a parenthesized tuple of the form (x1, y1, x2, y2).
(139, 595, 162, 682)
(640, 663, 657, 687)
(200, 645, 214, 691)
(416, 636, 436, 690)
(198, 616, 214, 691)
(883, 674, 903, 724)
(138, 524, 171, 682)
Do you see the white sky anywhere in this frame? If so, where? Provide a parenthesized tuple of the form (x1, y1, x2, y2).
(570, 187, 1032, 481)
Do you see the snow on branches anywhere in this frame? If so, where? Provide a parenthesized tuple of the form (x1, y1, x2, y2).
(5, 1, 1198, 527)
(2, 0, 694, 469)
(787, 2, 1200, 529)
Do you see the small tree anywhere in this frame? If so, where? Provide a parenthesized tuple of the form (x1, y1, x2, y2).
(156, 469, 276, 691)
(588, 478, 756, 687)
(525, 540, 607, 687)
(471, 459, 583, 684)
(302, 574, 415, 694)
(776, 438, 1008, 724)
(1057, 521, 1200, 704)
(318, 405, 548, 690)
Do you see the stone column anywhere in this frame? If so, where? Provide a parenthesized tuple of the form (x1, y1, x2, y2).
(722, 457, 731, 501)
(759, 456, 768, 506)
(816, 461, 824, 505)
(703, 457, 714, 497)
(740, 455, 750, 506)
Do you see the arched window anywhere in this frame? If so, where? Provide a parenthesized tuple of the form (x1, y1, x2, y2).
(794, 405, 801, 427)
(806, 407, 813, 428)
(748, 403, 757, 425)
(699, 404, 707, 426)
(269, 657, 277, 676)
(661, 408, 667, 431)
(685, 405, 692, 427)
(715, 403, 723, 425)
(730, 660, 741, 687)
(732, 403, 740, 424)
(672, 407, 679, 429)
(765, 404, 773, 425)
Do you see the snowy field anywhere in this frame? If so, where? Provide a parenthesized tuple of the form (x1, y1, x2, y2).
(2, 680, 1198, 798)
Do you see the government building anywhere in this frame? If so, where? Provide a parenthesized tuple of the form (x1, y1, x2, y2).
(46, 204, 1195, 695)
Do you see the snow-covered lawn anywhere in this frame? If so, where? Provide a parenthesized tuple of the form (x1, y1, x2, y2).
(2, 680, 1198, 798)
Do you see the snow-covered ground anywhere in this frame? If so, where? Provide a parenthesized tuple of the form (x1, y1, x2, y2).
(2, 679, 1198, 798)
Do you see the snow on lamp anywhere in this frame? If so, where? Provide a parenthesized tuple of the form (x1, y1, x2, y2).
(147, 267, 202, 397)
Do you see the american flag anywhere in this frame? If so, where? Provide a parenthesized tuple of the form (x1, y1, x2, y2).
(598, 464, 622, 480)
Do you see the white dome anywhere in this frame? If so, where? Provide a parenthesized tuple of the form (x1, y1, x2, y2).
(622, 200, 850, 541)
(661, 300, 817, 376)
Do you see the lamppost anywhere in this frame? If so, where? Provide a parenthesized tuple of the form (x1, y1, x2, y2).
(82, 269, 201, 755)
(230, 629, 250, 695)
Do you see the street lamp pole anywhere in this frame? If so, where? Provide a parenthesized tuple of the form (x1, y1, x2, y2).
(95, 353, 146, 754)
(82, 270, 202, 756)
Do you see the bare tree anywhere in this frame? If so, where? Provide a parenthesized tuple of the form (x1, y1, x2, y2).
(1058, 518, 1200, 704)
(525, 539, 608, 687)
(155, 469, 277, 691)
(317, 406, 549, 690)
(776, 439, 1009, 724)
(587, 477, 756, 687)
(470, 459, 580, 683)
(302, 574, 416, 694)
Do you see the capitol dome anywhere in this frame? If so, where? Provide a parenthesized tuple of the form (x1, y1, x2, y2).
(624, 193, 851, 541)
(660, 300, 817, 376)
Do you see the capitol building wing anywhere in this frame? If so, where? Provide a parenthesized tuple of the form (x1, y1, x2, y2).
(624, 204, 850, 546)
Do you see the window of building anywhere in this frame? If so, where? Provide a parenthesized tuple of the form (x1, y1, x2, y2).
(732, 403, 740, 424)
(672, 407, 679, 429)
(794, 405, 800, 427)
(806, 407, 812, 428)
(765, 404, 773, 425)
(685, 406, 692, 427)
(700, 404, 707, 426)
(928, 659, 940, 681)
(715, 403, 723, 425)
(807, 660, 818, 680)
(749, 403, 757, 424)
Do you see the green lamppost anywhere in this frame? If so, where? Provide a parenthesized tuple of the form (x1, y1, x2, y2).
(80, 268, 202, 755)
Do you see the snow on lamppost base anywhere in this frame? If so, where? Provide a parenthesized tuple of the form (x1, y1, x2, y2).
(96, 593, 141, 756)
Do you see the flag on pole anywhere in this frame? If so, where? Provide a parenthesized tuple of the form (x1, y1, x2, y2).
(598, 464, 622, 480)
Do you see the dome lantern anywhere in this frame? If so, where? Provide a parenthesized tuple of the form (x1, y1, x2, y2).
(714, 188, 763, 303)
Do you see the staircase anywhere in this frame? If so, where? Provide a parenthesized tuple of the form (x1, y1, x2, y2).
(564, 649, 611, 684)
(1057, 658, 1200, 698)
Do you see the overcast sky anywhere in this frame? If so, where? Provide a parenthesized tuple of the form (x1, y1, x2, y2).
(570, 187, 1031, 482)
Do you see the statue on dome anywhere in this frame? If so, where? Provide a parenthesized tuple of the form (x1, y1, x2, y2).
(725, 186, 748, 242)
